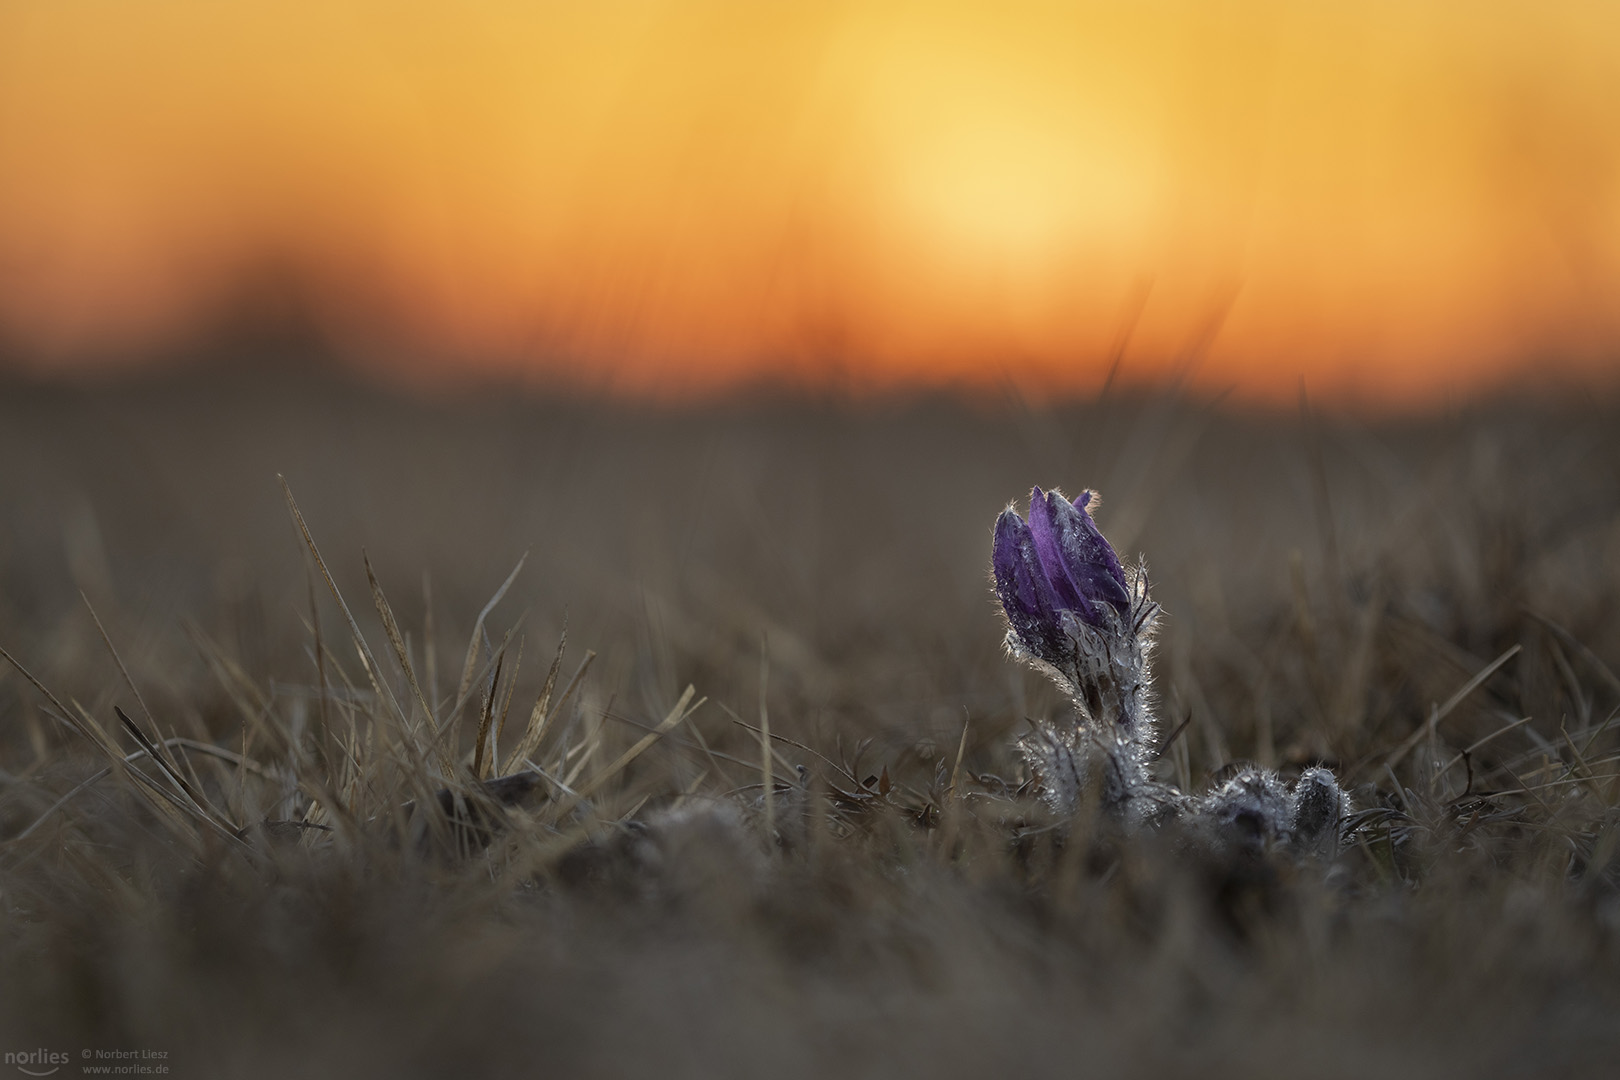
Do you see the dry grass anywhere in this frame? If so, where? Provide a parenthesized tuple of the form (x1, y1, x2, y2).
(1, 370, 1619, 1078)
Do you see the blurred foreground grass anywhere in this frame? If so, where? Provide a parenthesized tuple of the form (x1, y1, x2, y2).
(2, 372, 1619, 1078)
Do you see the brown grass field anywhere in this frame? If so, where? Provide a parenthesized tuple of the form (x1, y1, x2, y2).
(1, 369, 1618, 1078)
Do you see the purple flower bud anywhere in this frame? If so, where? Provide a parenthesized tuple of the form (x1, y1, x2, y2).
(992, 487, 1131, 660)
(1027, 487, 1130, 619)
(993, 508, 1065, 661)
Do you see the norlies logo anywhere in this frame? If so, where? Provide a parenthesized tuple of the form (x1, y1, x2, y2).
(4, 1049, 69, 1077)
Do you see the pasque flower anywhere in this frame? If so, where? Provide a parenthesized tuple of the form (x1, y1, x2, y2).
(994, 484, 1165, 822)
(993, 484, 1158, 755)
(991, 483, 1352, 853)
(993, 487, 1130, 666)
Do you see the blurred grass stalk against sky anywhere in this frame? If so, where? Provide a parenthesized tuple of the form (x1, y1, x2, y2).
(1, 0, 1619, 403)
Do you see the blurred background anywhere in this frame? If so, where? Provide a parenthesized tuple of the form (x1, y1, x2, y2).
(2, 375, 1616, 791)
(2, 0, 1619, 404)
(1, 0, 1619, 764)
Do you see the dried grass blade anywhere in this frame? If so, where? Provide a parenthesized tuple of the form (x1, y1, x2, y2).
(114, 706, 244, 839)
(422, 623, 521, 764)
(81, 592, 165, 740)
(471, 650, 505, 780)
(723, 707, 818, 780)
(456, 553, 528, 706)
(760, 635, 774, 841)
(493, 635, 523, 765)
(551, 686, 701, 821)
(499, 630, 565, 773)
(185, 628, 359, 835)
(308, 564, 333, 757)
(562, 712, 606, 788)
(501, 642, 593, 776)
(1386, 644, 1522, 769)
(1527, 610, 1620, 699)
(62, 701, 193, 841)
(1441, 716, 1534, 773)
(365, 551, 452, 773)
(84, 593, 248, 834)
(1, 644, 210, 850)
(282, 480, 446, 830)
(0, 644, 99, 749)
(6, 737, 282, 849)
(279, 476, 410, 731)
(422, 572, 439, 705)
(948, 715, 971, 800)
(4, 765, 114, 846)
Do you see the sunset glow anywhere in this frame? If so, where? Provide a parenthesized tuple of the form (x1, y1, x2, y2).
(3, 1, 1619, 403)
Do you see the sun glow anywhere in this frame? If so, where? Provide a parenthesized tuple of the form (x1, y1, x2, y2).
(897, 119, 1154, 263)
(2, 1, 1619, 403)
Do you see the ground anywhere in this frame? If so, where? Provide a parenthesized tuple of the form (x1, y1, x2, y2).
(1, 371, 1618, 1078)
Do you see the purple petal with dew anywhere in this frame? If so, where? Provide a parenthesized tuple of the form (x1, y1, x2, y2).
(1063, 494, 1131, 614)
(993, 508, 1063, 657)
(1039, 486, 1131, 620)
(1026, 486, 1094, 621)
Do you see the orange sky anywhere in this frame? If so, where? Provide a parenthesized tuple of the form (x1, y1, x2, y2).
(2, 1, 1619, 404)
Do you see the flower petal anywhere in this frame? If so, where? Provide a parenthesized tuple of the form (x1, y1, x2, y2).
(1034, 486, 1130, 620)
(1026, 486, 1095, 621)
(993, 507, 1064, 658)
